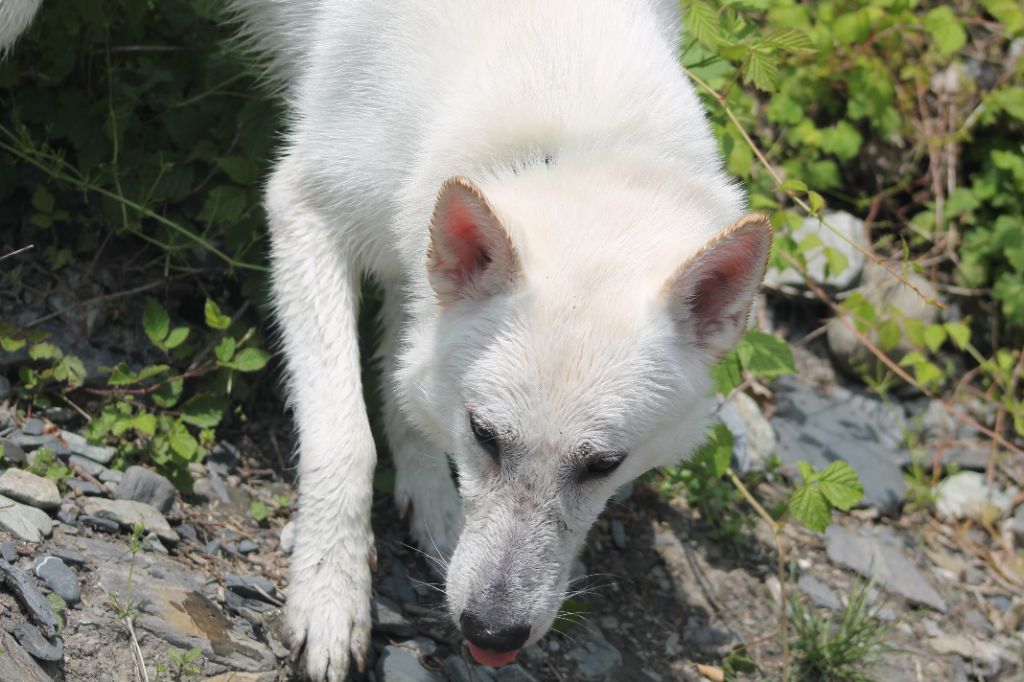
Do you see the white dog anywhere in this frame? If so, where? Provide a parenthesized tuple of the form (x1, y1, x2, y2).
(2, 1, 771, 679)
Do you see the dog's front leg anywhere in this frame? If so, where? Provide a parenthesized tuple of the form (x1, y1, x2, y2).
(266, 161, 374, 682)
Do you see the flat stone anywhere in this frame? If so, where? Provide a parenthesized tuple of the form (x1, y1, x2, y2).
(0, 469, 60, 509)
(825, 525, 946, 612)
(382, 560, 418, 605)
(568, 633, 623, 680)
(65, 479, 104, 496)
(372, 596, 416, 637)
(929, 636, 1003, 671)
(238, 539, 260, 554)
(78, 515, 119, 533)
(376, 644, 444, 682)
(67, 454, 106, 477)
(81, 498, 179, 543)
(0, 560, 60, 637)
(770, 376, 907, 514)
(34, 555, 80, 605)
(224, 575, 284, 604)
(719, 391, 776, 473)
(0, 540, 16, 562)
(115, 465, 176, 513)
(797, 574, 842, 610)
(98, 468, 123, 483)
(443, 655, 497, 682)
(17, 434, 66, 455)
(0, 628, 50, 682)
(0, 494, 53, 543)
(12, 622, 63, 662)
(22, 418, 45, 436)
(1, 439, 26, 465)
(59, 430, 115, 464)
(45, 547, 86, 566)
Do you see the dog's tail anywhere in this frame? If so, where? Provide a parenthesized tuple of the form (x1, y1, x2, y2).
(0, 0, 42, 55)
(226, 0, 322, 92)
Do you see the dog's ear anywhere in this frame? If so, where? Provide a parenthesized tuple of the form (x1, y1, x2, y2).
(428, 177, 520, 302)
(664, 213, 772, 357)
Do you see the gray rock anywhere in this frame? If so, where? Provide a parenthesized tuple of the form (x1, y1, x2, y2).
(372, 596, 416, 637)
(764, 211, 869, 291)
(569, 633, 622, 680)
(1, 439, 26, 465)
(18, 433, 66, 455)
(826, 262, 941, 382)
(443, 655, 497, 682)
(67, 454, 107, 477)
(78, 515, 119, 533)
(383, 560, 418, 605)
(770, 376, 907, 514)
(497, 665, 540, 682)
(98, 467, 123, 483)
(719, 391, 776, 474)
(22, 418, 45, 436)
(81, 497, 179, 543)
(115, 466, 176, 513)
(825, 525, 946, 612)
(203, 539, 222, 556)
(0, 469, 60, 509)
(0, 560, 60, 637)
(12, 622, 63, 662)
(224, 574, 284, 604)
(0, 628, 50, 682)
(376, 644, 444, 681)
(46, 547, 86, 566)
(279, 520, 296, 554)
(33, 555, 80, 605)
(797, 574, 842, 610)
(0, 540, 16, 562)
(59, 430, 115, 464)
(0, 494, 53, 543)
(238, 539, 260, 554)
(65, 479, 105, 496)
(610, 519, 626, 551)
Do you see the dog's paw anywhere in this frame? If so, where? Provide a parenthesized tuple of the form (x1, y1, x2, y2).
(395, 468, 464, 568)
(286, 560, 372, 681)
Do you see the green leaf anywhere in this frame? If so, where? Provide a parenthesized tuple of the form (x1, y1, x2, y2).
(944, 321, 970, 350)
(712, 350, 743, 394)
(204, 299, 231, 330)
(685, 1, 721, 48)
(152, 379, 184, 409)
(924, 7, 967, 56)
(743, 49, 779, 92)
(143, 299, 170, 346)
(130, 413, 157, 436)
(168, 427, 198, 459)
(817, 461, 864, 511)
(214, 337, 236, 363)
(179, 395, 227, 428)
(29, 342, 62, 361)
(52, 356, 86, 388)
(31, 186, 55, 214)
(788, 483, 831, 533)
(249, 499, 270, 523)
(108, 363, 170, 386)
(223, 347, 270, 373)
(923, 324, 947, 353)
(163, 327, 190, 350)
(796, 460, 817, 484)
(736, 332, 796, 380)
(763, 27, 815, 54)
(808, 191, 825, 215)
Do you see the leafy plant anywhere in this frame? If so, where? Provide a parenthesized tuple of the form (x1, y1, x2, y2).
(788, 461, 865, 533)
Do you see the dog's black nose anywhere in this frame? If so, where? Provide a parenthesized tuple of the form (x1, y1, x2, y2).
(459, 610, 531, 652)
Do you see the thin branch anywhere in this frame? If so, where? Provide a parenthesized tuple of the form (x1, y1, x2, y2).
(0, 244, 34, 261)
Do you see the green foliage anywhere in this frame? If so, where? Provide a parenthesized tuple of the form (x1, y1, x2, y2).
(788, 461, 865, 533)
(156, 647, 204, 681)
(46, 594, 67, 635)
(713, 330, 797, 394)
(27, 448, 72, 488)
(790, 581, 898, 681)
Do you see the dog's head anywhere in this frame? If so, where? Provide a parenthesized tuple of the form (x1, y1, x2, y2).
(402, 169, 770, 665)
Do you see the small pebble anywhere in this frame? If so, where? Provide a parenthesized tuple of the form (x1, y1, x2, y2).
(78, 515, 119, 534)
(33, 556, 81, 605)
(46, 548, 86, 566)
(204, 539, 222, 556)
(0, 541, 17, 563)
(66, 479, 104, 496)
(22, 418, 45, 436)
(176, 523, 198, 543)
(12, 622, 63, 662)
(238, 539, 260, 554)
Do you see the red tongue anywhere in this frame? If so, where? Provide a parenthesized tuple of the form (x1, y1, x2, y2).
(467, 642, 520, 667)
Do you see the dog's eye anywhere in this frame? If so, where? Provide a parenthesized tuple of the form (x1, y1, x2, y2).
(469, 413, 501, 460)
(583, 452, 626, 478)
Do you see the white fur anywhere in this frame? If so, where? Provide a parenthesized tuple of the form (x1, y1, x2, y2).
(233, 2, 771, 679)
(0, 0, 41, 53)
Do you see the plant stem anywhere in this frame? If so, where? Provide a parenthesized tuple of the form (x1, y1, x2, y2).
(726, 467, 789, 681)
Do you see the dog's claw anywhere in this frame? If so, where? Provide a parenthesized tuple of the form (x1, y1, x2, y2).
(289, 635, 305, 664)
(398, 499, 410, 519)
(354, 650, 366, 673)
(368, 545, 378, 572)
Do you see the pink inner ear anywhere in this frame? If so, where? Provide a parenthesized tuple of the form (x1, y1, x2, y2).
(690, 227, 766, 323)
(443, 199, 491, 281)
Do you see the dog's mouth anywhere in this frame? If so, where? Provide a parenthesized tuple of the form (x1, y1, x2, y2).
(466, 642, 521, 667)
